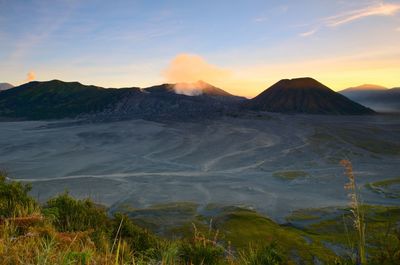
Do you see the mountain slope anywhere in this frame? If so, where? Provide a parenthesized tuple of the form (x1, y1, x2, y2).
(341, 84, 387, 93)
(144, 80, 244, 100)
(0, 80, 137, 119)
(0, 83, 13, 91)
(103, 82, 243, 121)
(340, 86, 400, 113)
(0, 78, 378, 121)
(0, 80, 242, 121)
(246, 77, 374, 115)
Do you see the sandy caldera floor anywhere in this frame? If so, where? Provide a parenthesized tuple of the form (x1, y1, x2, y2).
(1, 113, 399, 221)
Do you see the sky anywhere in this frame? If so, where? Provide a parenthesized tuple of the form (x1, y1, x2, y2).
(1, 0, 400, 97)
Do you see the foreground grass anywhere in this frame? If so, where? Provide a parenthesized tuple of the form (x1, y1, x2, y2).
(1, 171, 400, 264)
(288, 205, 400, 265)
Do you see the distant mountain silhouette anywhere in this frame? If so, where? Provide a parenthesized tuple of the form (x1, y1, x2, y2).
(0, 83, 13, 91)
(0, 80, 135, 119)
(340, 85, 400, 113)
(341, 84, 387, 92)
(103, 82, 244, 121)
(0, 80, 242, 120)
(246, 77, 374, 115)
(0, 78, 376, 121)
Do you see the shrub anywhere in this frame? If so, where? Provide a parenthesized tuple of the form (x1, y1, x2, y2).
(368, 226, 400, 265)
(180, 226, 225, 265)
(156, 241, 181, 265)
(180, 240, 225, 265)
(43, 192, 109, 232)
(112, 213, 158, 256)
(0, 170, 39, 218)
(238, 243, 285, 265)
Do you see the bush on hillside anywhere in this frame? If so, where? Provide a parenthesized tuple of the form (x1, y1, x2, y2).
(0, 170, 39, 218)
(112, 213, 159, 255)
(43, 192, 109, 232)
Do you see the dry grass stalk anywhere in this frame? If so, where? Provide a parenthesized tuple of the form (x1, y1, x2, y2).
(341, 159, 366, 265)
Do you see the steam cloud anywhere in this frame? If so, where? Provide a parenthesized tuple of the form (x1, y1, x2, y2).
(163, 54, 231, 96)
(172, 81, 211, 96)
(25, 71, 36, 82)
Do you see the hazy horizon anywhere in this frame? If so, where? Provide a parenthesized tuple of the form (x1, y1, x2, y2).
(2, 77, 398, 100)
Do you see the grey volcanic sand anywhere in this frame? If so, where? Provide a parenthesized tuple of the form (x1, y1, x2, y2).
(1, 114, 399, 222)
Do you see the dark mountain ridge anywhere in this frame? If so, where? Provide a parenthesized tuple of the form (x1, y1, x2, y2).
(0, 80, 242, 121)
(101, 82, 244, 121)
(246, 77, 374, 115)
(0, 78, 375, 121)
(0, 80, 138, 119)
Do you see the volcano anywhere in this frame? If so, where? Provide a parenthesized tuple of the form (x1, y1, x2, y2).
(246, 77, 374, 115)
(144, 80, 244, 100)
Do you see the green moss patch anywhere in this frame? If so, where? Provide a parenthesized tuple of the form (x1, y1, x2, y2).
(366, 177, 400, 198)
(273, 170, 309, 180)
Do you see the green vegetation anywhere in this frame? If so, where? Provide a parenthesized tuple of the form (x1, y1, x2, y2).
(292, 205, 400, 265)
(1, 170, 400, 264)
(286, 209, 322, 222)
(365, 177, 400, 198)
(208, 206, 339, 264)
(0, 80, 133, 119)
(273, 170, 309, 180)
(0, 170, 39, 217)
(44, 192, 109, 232)
(238, 243, 286, 265)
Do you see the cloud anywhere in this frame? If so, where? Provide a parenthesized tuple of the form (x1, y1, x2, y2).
(300, 28, 318, 37)
(163, 53, 231, 83)
(254, 5, 288, 23)
(162, 53, 256, 96)
(325, 2, 400, 27)
(25, 71, 36, 82)
(300, 2, 400, 37)
(254, 16, 268, 23)
(172, 81, 211, 96)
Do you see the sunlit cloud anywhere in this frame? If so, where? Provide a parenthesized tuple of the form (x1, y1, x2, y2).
(300, 2, 400, 37)
(228, 46, 400, 96)
(25, 71, 36, 82)
(163, 53, 231, 84)
(163, 54, 269, 97)
(161, 46, 400, 98)
(158, 47, 400, 98)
